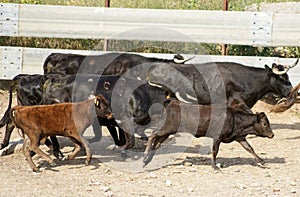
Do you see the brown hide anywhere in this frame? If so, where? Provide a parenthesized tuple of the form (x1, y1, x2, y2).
(144, 99, 274, 169)
(10, 95, 112, 172)
(12, 99, 94, 138)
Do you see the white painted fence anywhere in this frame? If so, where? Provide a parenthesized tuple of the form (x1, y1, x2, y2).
(1, 3, 300, 46)
(0, 3, 299, 85)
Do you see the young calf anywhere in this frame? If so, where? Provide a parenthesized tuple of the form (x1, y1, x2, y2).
(144, 99, 274, 169)
(10, 95, 113, 172)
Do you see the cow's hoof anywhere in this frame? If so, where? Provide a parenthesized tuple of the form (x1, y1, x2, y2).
(62, 156, 69, 161)
(85, 160, 91, 166)
(212, 165, 220, 171)
(49, 161, 56, 167)
(120, 151, 128, 161)
(54, 151, 64, 159)
(32, 167, 40, 172)
(256, 158, 265, 165)
(257, 162, 270, 169)
(143, 160, 149, 168)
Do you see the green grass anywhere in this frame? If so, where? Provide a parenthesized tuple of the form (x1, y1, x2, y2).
(1, 0, 299, 56)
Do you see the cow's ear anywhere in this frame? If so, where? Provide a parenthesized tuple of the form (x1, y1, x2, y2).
(256, 112, 260, 122)
(264, 65, 271, 72)
(264, 65, 273, 76)
(256, 112, 266, 122)
(94, 98, 100, 107)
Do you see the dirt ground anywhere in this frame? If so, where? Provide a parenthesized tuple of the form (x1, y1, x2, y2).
(0, 90, 299, 197)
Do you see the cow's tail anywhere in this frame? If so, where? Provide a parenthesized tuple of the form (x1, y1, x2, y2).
(0, 80, 15, 128)
(9, 106, 24, 138)
(270, 82, 300, 113)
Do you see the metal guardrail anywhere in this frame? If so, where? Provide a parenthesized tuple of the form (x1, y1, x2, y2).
(1, 3, 300, 46)
(1, 3, 300, 84)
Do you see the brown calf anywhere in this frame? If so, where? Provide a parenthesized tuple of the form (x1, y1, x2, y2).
(144, 99, 274, 169)
(10, 95, 113, 172)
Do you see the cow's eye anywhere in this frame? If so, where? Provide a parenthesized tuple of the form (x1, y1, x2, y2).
(104, 82, 110, 90)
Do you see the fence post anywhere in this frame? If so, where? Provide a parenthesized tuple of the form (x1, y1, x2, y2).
(222, 0, 229, 56)
(103, 0, 110, 51)
(105, 0, 110, 7)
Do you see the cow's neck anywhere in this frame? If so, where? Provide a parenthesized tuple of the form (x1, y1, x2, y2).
(244, 70, 271, 108)
(74, 99, 95, 123)
(233, 112, 258, 136)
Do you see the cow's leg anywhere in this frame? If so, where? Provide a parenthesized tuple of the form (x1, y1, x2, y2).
(42, 136, 63, 159)
(0, 121, 14, 149)
(120, 131, 135, 150)
(118, 131, 135, 160)
(63, 137, 82, 161)
(107, 126, 122, 146)
(78, 135, 92, 165)
(143, 131, 170, 166)
(118, 120, 135, 150)
(143, 134, 161, 166)
(50, 136, 63, 158)
(88, 120, 102, 143)
(134, 126, 148, 141)
(118, 128, 126, 146)
(154, 135, 170, 150)
(238, 139, 264, 164)
(29, 136, 55, 167)
(212, 139, 221, 170)
(23, 138, 39, 172)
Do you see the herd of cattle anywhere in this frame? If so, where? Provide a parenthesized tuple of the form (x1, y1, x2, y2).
(0, 52, 298, 172)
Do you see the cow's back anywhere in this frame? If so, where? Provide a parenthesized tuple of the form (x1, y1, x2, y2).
(11, 104, 77, 135)
(164, 101, 230, 138)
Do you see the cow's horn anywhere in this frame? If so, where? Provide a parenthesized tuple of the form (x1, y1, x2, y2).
(175, 92, 192, 104)
(272, 66, 288, 75)
(147, 80, 163, 88)
(273, 58, 299, 75)
(288, 58, 299, 68)
(174, 56, 195, 64)
(279, 58, 299, 73)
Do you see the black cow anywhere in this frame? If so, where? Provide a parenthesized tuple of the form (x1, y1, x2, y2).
(43, 52, 192, 76)
(143, 99, 274, 169)
(0, 74, 63, 157)
(146, 60, 298, 112)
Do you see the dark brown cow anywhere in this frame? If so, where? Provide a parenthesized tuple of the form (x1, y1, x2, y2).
(143, 99, 274, 170)
(10, 95, 113, 172)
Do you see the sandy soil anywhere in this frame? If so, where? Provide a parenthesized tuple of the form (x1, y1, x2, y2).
(0, 89, 299, 197)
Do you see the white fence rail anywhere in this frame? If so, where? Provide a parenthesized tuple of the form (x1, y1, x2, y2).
(1, 46, 299, 86)
(0, 3, 300, 85)
(1, 3, 300, 46)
